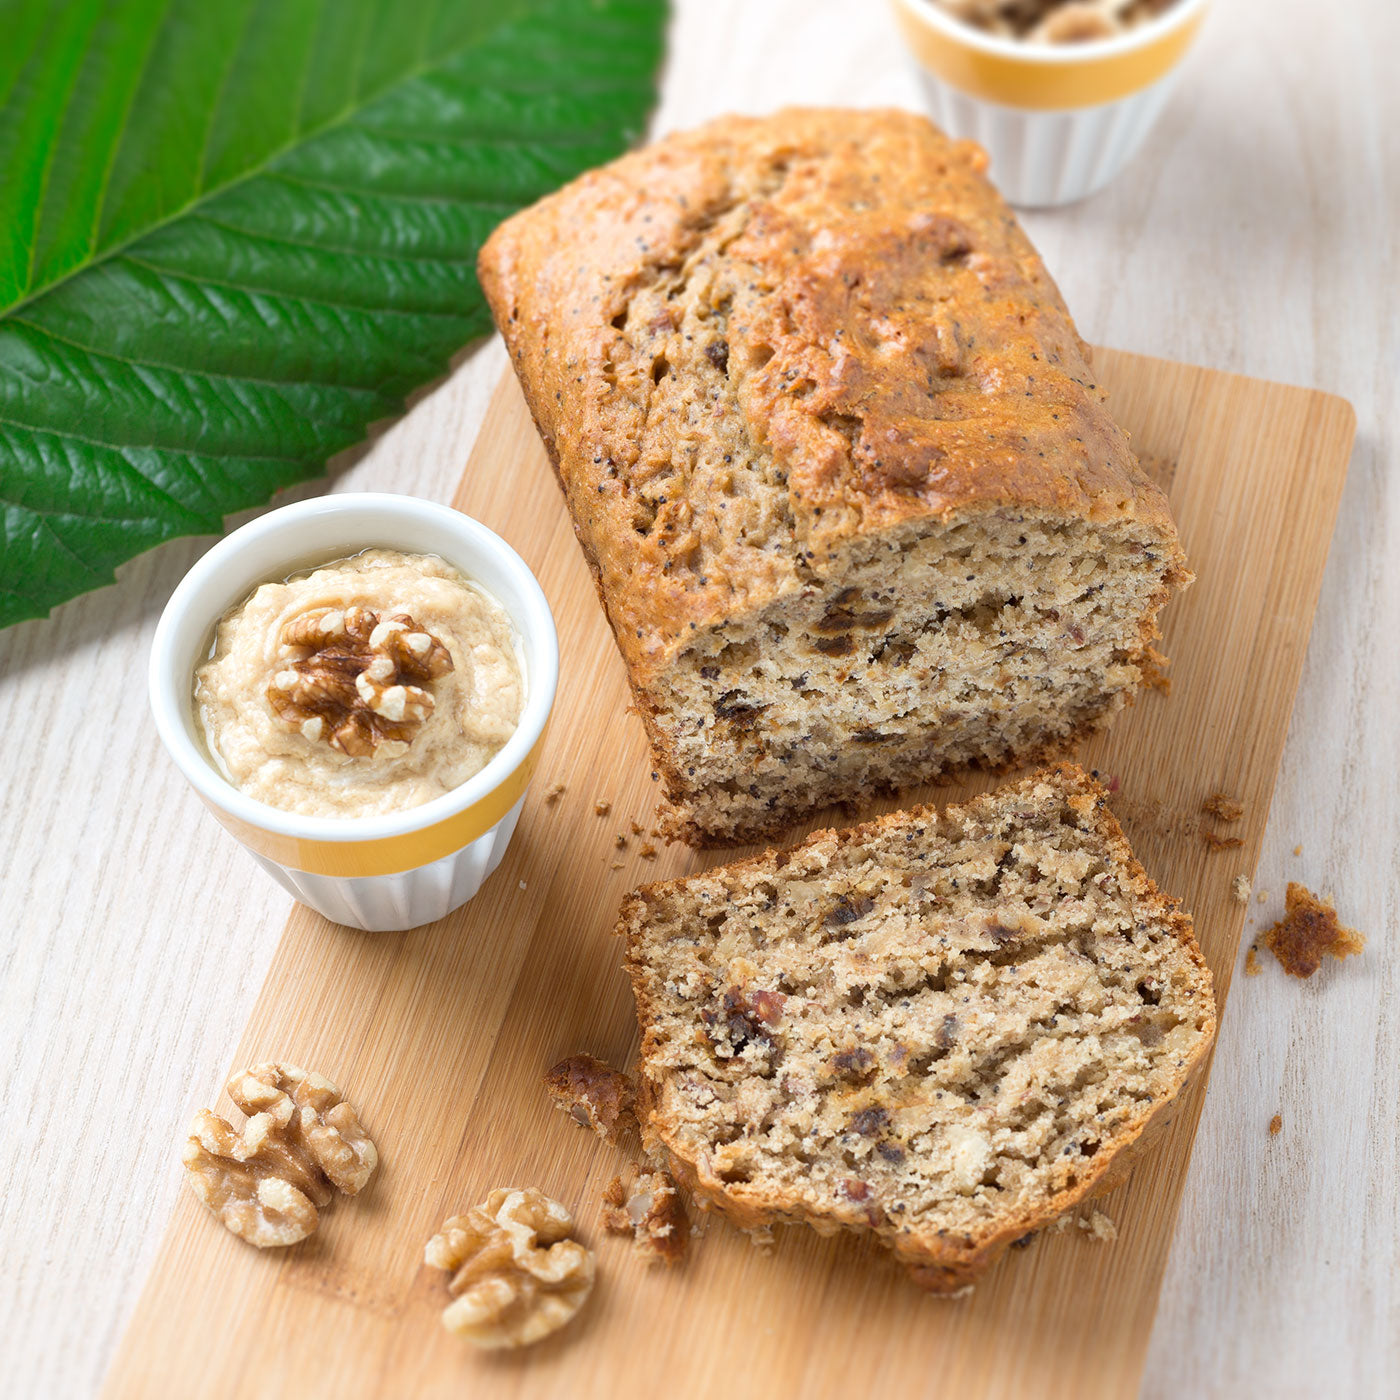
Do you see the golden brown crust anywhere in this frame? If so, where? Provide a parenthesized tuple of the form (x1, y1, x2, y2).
(541, 1054, 636, 1143)
(621, 764, 1217, 1292)
(479, 108, 1188, 690)
(1261, 883, 1365, 978)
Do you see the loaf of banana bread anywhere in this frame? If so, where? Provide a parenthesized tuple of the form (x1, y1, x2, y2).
(480, 109, 1191, 844)
(621, 766, 1216, 1291)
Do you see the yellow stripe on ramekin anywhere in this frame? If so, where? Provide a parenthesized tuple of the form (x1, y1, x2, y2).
(204, 731, 545, 878)
(892, 0, 1206, 110)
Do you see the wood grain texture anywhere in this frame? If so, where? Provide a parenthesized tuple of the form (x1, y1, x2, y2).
(4, 3, 1396, 1396)
(102, 352, 1353, 1400)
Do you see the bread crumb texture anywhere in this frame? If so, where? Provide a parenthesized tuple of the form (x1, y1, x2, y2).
(1261, 883, 1365, 978)
(1268, 1114, 1282, 1137)
(622, 765, 1215, 1291)
(1232, 874, 1251, 904)
(1244, 946, 1262, 977)
(480, 109, 1191, 845)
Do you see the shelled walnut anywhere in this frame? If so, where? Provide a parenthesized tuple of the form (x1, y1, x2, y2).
(267, 604, 453, 757)
(425, 1189, 595, 1348)
(182, 1063, 378, 1247)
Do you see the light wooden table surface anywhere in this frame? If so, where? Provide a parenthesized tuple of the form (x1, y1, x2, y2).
(2, 2, 1394, 1396)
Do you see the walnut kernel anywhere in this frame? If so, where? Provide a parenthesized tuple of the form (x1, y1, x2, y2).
(182, 1063, 378, 1247)
(425, 1189, 594, 1348)
(267, 604, 452, 757)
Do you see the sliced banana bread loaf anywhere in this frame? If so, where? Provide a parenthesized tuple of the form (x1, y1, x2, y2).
(621, 765, 1215, 1291)
(480, 108, 1191, 844)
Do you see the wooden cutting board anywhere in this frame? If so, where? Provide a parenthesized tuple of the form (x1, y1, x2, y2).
(105, 351, 1355, 1400)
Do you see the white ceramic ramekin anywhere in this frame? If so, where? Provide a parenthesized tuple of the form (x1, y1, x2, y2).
(890, 0, 1209, 206)
(149, 494, 557, 932)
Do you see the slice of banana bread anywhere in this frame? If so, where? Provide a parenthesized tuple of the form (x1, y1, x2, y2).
(621, 765, 1215, 1292)
(480, 108, 1191, 844)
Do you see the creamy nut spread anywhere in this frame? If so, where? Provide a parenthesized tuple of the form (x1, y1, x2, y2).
(196, 550, 523, 817)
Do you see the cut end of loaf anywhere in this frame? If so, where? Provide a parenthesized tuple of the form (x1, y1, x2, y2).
(622, 765, 1216, 1291)
(649, 511, 1187, 845)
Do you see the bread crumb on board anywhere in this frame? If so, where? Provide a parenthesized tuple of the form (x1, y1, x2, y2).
(1202, 793, 1244, 822)
(602, 1170, 690, 1265)
(544, 782, 566, 805)
(1269, 1114, 1283, 1137)
(1293, 844, 1304, 856)
(1244, 946, 1262, 976)
(1256, 888, 1270, 904)
(1232, 874, 1252, 904)
(542, 1054, 636, 1144)
(1078, 1210, 1118, 1243)
(629, 820, 645, 836)
(1202, 830, 1244, 851)
(595, 799, 611, 816)
(639, 843, 658, 860)
(1261, 883, 1365, 978)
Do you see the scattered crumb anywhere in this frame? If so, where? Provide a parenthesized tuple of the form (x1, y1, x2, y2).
(1078, 1209, 1118, 1243)
(1244, 946, 1262, 976)
(1293, 844, 1303, 856)
(931, 1284, 976, 1300)
(1202, 831, 1244, 851)
(614, 833, 627, 849)
(1256, 888, 1270, 904)
(1140, 655, 1172, 693)
(602, 1169, 690, 1265)
(1202, 793, 1244, 822)
(1261, 883, 1365, 978)
(1269, 1114, 1282, 1137)
(610, 862, 625, 870)
(594, 800, 611, 817)
(544, 782, 566, 805)
(639, 843, 658, 860)
(1232, 874, 1252, 904)
(518, 880, 527, 891)
(542, 1054, 636, 1143)
(745, 1224, 776, 1252)
(630, 820, 645, 836)
(1050, 1215, 1073, 1234)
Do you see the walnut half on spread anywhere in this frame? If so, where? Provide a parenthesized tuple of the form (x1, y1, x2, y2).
(424, 1189, 595, 1349)
(267, 604, 454, 758)
(182, 1063, 378, 1248)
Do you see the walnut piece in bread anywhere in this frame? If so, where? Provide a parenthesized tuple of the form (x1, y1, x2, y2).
(182, 1063, 378, 1247)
